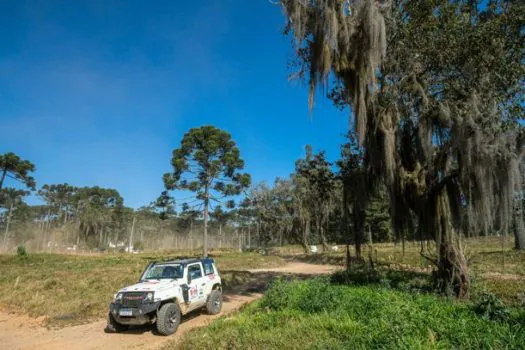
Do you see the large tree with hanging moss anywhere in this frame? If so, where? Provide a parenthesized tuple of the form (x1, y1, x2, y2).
(278, 0, 524, 297)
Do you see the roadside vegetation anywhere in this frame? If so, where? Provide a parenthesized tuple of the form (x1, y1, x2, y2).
(172, 278, 525, 350)
(281, 238, 525, 306)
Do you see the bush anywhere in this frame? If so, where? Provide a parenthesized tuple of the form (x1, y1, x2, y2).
(17, 245, 27, 258)
(473, 292, 511, 321)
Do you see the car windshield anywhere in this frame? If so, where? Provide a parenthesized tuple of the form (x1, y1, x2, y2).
(141, 264, 183, 280)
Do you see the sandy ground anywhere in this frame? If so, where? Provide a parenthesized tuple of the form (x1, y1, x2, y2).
(0, 262, 340, 350)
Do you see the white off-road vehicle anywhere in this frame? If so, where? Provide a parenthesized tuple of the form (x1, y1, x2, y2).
(107, 257, 222, 336)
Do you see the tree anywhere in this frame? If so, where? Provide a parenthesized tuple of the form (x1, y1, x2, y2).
(164, 125, 251, 257)
(337, 133, 367, 260)
(72, 186, 124, 247)
(154, 191, 176, 220)
(1, 188, 29, 250)
(38, 184, 77, 226)
(248, 178, 295, 247)
(295, 146, 335, 251)
(514, 165, 525, 249)
(279, 0, 524, 297)
(0, 152, 36, 191)
(178, 202, 201, 248)
(210, 205, 232, 247)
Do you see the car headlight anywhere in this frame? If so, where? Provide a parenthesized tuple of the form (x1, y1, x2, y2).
(114, 293, 123, 302)
(145, 292, 154, 302)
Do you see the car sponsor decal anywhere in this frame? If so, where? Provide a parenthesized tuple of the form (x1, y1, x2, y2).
(189, 287, 198, 299)
(208, 274, 215, 280)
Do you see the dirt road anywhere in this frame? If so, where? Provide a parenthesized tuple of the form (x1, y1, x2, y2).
(0, 262, 340, 350)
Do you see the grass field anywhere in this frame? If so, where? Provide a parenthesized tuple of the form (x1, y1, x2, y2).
(280, 237, 525, 305)
(170, 278, 525, 349)
(0, 251, 284, 328)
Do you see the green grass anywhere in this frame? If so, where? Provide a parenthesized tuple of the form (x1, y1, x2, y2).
(280, 237, 525, 305)
(0, 251, 284, 328)
(171, 278, 525, 350)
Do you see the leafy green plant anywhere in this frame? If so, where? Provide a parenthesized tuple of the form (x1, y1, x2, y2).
(473, 292, 511, 321)
(16, 245, 27, 258)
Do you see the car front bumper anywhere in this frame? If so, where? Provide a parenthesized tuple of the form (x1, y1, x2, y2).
(109, 301, 161, 325)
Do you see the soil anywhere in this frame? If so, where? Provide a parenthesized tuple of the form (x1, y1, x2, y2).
(0, 262, 340, 350)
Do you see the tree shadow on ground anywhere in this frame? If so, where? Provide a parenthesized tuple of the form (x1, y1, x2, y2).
(280, 254, 347, 266)
(221, 270, 320, 295)
(330, 267, 433, 293)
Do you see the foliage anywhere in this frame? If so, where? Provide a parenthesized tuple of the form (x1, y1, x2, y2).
(330, 267, 432, 294)
(153, 191, 176, 220)
(164, 125, 251, 256)
(16, 245, 27, 258)
(473, 292, 511, 322)
(0, 152, 36, 191)
(173, 279, 525, 349)
(280, 0, 525, 297)
(295, 146, 336, 250)
(262, 277, 344, 313)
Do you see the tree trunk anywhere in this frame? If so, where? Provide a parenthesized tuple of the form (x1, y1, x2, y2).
(128, 216, 136, 253)
(346, 244, 352, 271)
(257, 220, 260, 244)
(430, 192, 470, 298)
(402, 233, 406, 257)
(302, 218, 310, 253)
(189, 220, 193, 249)
(343, 184, 352, 269)
(218, 223, 222, 248)
(63, 206, 68, 226)
(0, 168, 7, 191)
(2, 203, 13, 251)
(513, 205, 525, 250)
(354, 210, 365, 260)
(99, 224, 104, 248)
(203, 184, 209, 257)
(319, 213, 329, 251)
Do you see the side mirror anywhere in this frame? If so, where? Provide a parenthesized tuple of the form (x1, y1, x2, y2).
(187, 274, 192, 285)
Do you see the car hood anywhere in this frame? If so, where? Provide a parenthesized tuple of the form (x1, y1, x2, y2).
(118, 279, 182, 293)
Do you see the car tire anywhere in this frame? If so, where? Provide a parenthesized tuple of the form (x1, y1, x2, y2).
(206, 289, 223, 315)
(107, 312, 128, 333)
(156, 302, 181, 336)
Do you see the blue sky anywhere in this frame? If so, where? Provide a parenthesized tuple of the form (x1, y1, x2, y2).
(0, 0, 349, 209)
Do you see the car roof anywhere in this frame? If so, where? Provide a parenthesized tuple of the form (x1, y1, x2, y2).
(153, 257, 214, 266)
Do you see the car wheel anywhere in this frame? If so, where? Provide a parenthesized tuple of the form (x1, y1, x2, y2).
(206, 289, 223, 315)
(156, 302, 181, 336)
(107, 312, 128, 333)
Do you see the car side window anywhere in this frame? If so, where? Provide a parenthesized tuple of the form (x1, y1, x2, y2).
(203, 261, 214, 275)
(188, 264, 203, 280)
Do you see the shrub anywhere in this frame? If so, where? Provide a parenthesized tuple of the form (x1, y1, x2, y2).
(17, 245, 27, 258)
(473, 292, 511, 321)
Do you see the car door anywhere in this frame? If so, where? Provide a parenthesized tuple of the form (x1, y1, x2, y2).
(186, 263, 207, 309)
